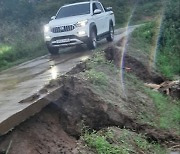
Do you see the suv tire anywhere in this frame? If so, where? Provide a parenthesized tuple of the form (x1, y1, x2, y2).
(106, 24, 114, 42)
(47, 46, 59, 55)
(87, 29, 97, 50)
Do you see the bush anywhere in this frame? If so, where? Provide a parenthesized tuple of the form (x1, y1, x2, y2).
(157, 0, 180, 78)
(145, 88, 180, 133)
(132, 22, 156, 44)
(131, 0, 163, 25)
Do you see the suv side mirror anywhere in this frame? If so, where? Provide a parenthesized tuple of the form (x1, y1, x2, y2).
(106, 7, 112, 11)
(94, 9, 102, 15)
(51, 16, 55, 20)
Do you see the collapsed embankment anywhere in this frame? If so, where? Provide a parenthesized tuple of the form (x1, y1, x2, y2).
(0, 38, 179, 154)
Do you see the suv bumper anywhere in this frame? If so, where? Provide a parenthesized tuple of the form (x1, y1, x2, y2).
(46, 35, 89, 48)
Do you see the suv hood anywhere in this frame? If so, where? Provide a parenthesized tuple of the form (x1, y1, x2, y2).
(48, 14, 91, 27)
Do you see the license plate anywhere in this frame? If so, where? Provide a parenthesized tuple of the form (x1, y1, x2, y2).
(56, 39, 70, 44)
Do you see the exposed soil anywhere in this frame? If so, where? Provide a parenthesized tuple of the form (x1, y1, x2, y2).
(56, 76, 180, 146)
(1, 73, 179, 153)
(104, 43, 165, 84)
(124, 54, 165, 84)
(0, 104, 76, 154)
(104, 40, 179, 99)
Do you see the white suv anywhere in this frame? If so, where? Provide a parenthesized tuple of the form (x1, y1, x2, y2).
(44, 0, 115, 54)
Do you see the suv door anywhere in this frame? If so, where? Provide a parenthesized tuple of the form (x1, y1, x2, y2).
(92, 2, 107, 35)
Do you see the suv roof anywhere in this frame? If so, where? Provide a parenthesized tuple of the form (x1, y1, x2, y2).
(63, 1, 90, 8)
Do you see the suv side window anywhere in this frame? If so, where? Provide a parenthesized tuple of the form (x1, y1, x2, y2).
(93, 2, 104, 13)
(92, 3, 98, 12)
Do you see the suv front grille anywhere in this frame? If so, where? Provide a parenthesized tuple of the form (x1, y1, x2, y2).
(51, 25, 75, 33)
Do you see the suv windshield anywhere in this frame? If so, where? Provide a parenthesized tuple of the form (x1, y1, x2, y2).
(56, 3, 90, 19)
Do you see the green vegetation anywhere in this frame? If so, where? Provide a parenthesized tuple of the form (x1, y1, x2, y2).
(101, 0, 134, 27)
(0, 36, 47, 71)
(131, 22, 157, 53)
(130, 0, 163, 25)
(82, 130, 122, 154)
(87, 52, 106, 68)
(145, 89, 180, 134)
(128, 0, 180, 78)
(125, 72, 180, 134)
(84, 52, 112, 88)
(81, 128, 167, 154)
(157, 0, 180, 78)
(85, 69, 108, 86)
(125, 0, 180, 132)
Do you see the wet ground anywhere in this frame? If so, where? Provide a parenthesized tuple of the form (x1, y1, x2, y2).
(0, 26, 136, 135)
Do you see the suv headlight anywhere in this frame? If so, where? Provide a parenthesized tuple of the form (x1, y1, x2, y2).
(76, 20, 88, 27)
(44, 25, 50, 33)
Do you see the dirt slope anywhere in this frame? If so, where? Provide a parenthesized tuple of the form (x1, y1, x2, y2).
(0, 105, 76, 154)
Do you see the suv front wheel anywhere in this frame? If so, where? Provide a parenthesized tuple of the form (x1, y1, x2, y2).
(47, 46, 59, 55)
(87, 29, 97, 50)
(106, 24, 114, 42)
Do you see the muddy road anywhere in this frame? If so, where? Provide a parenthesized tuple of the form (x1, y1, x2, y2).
(0, 26, 136, 135)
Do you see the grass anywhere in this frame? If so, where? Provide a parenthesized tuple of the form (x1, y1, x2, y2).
(86, 51, 106, 68)
(145, 89, 180, 133)
(124, 72, 180, 134)
(133, 134, 167, 154)
(130, 21, 157, 54)
(125, 5, 180, 132)
(0, 45, 12, 54)
(85, 69, 108, 87)
(87, 50, 180, 135)
(156, 53, 180, 79)
(156, 0, 180, 79)
(0, 35, 48, 71)
(81, 128, 167, 154)
(82, 130, 122, 154)
(129, 14, 179, 79)
(84, 51, 112, 89)
(130, 0, 163, 25)
(128, 0, 180, 79)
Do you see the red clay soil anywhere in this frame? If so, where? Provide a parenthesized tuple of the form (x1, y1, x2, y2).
(0, 104, 77, 154)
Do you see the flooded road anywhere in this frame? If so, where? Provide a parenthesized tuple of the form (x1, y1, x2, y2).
(0, 27, 136, 135)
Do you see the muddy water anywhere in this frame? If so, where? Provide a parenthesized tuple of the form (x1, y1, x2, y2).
(0, 27, 136, 135)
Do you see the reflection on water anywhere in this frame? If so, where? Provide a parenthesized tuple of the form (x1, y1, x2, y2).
(49, 58, 58, 80)
(80, 55, 90, 61)
(50, 66, 58, 80)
